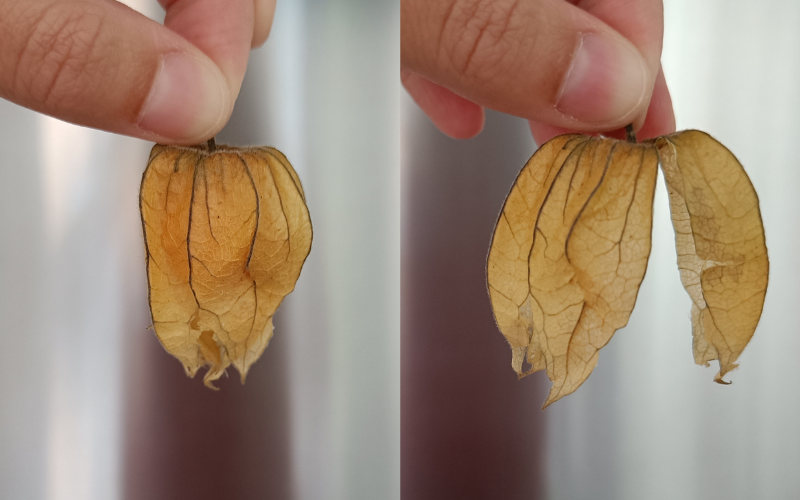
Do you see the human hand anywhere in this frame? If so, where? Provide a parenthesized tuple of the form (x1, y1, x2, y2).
(401, 0, 675, 144)
(0, 0, 275, 145)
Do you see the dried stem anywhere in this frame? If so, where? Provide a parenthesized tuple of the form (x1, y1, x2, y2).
(207, 137, 217, 152)
(625, 124, 637, 144)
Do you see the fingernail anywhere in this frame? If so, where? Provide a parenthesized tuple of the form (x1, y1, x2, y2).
(138, 53, 229, 142)
(556, 34, 648, 125)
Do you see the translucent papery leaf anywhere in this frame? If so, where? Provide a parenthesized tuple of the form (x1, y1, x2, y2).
(488, 136, 658, 407)
(487, 135, 583, 376)
(656, 131, 768, 383)
(140, 144, 312, 389)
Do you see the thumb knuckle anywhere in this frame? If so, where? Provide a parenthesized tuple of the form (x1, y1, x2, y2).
(439, 0, 523, 81)
(11, 3, 108, 110)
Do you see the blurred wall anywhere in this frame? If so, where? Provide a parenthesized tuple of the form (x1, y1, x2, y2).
(401, 107, 547, 499)
(0, 1, 399, 499)
(0, 89, 146, 500)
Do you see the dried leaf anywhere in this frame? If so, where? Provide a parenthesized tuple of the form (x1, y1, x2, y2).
(488, 136, 658, 406)
(656, 131, 768, 383)
(140, 142, 312, 388)
(488, 129, 768, 407)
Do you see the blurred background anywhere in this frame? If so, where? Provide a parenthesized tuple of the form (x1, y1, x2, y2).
(0, 1, 398, 499)
(402, 0, 800, 499)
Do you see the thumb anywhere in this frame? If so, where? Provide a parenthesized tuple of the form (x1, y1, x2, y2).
(0, 0, 254, 144)
(402, 0, 654, 132)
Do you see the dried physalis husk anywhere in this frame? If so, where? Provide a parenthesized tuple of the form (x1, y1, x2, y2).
(487, 129, 768, 407)
(656, 131, 768, 384)
(140, 140, 312, 388)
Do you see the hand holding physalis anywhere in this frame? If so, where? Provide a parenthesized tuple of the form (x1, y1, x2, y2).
(402, 0, 675, 143)
(0, 0, 275, 144)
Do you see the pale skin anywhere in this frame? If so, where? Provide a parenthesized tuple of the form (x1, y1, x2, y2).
(402, 0, 677, 144)
(0, 0, 276, 145)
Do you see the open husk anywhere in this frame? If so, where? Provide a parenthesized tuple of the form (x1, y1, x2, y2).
(488, 130, 768, 407)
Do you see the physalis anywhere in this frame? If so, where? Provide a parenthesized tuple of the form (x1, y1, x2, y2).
(140, 139, 312, 388)
(487, 129, 768, 407)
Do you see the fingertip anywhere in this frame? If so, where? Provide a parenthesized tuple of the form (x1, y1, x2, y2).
(137, 51, 232, 144)
(162, 0, 254, 95)
(636, 66, 675, 140)
(435, 101, 484, 140)
(446, 107, 485, 140)
(528, 121, 573, 146)
(530, 65, 676, 146)
(555, 33, 649, 128)
(402, 70, 484, 139)
(251, 0, 276, 48)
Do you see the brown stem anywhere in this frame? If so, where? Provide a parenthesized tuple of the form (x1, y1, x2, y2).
(207, 137, 217, 152)
(625, 124, 637, 144)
